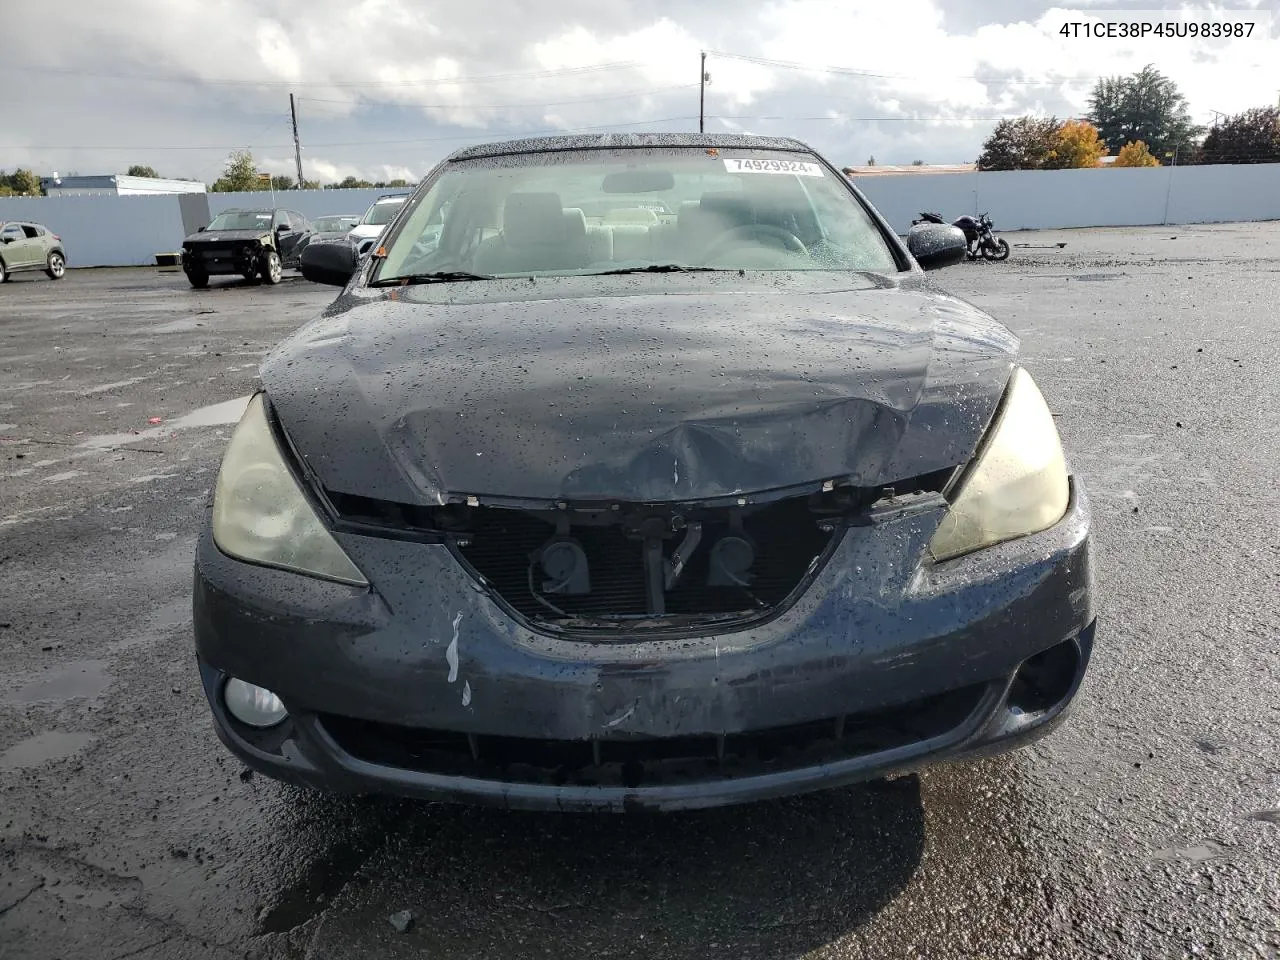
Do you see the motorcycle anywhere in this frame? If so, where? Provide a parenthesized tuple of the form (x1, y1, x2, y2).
(912, 211, 1010, 261)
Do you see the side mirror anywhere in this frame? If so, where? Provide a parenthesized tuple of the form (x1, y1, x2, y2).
(197, 225, 207, 232)
(300, 239, 358, 287)
(276, 223, 290, 233)
(906, 223, 967, 270)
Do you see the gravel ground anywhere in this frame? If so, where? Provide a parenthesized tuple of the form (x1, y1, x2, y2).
(1, 224, 1277, 959)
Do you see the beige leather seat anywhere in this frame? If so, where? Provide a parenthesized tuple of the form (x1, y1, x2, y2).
(473, 192, 590, 274)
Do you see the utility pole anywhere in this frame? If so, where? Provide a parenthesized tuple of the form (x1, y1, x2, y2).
(699, 52, 707, 133)
(290, 93, 304, 189)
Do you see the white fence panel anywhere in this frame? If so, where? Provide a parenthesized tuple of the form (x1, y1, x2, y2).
(0, 194, 187, 268)
(1165, 163, 1280, 224)
(855, 162, 1280, 234)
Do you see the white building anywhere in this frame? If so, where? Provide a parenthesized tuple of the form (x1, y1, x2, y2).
(40, 174, 207, 197)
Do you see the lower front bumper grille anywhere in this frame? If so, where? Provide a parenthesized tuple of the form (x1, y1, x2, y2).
(318, 683, 986, 789)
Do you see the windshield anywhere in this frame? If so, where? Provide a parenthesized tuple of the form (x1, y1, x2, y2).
(206, 211, 273, 231)
(362, 200, 406, 226)
(374, 148, 899, 282)
(313, 216, 357, 232)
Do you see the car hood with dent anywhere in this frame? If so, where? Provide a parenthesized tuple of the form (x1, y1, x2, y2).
(260, 274, 1019, 505)
(183, 229, 271, 245)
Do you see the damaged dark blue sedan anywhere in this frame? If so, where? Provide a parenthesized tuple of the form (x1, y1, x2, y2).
(193, 133, 1095, 811)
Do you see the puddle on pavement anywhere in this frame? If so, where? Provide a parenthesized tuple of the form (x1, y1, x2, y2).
(78, 395, 251, 450)
(0, 731, 97, 772)
(255, 833, 376, 935)
(3, 660, 111, 706)
(1152, 841, 1227, 863)
(148, 317, 209, 334)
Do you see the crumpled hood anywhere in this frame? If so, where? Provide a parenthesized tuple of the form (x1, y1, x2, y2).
(183, 229, 269, 244)
(261, 276, 1019, 505)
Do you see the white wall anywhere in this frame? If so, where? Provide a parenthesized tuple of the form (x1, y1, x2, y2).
(4, 166, 1279, 267)
(207, 187, 412, 221)
(854, 162, 1280, 234)
(0, 194, 189, 267)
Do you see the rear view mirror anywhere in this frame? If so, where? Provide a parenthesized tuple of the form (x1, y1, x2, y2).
(300, 240, 358, 287)
(906, 223, 967, 270)
(602, 170, 675, 194)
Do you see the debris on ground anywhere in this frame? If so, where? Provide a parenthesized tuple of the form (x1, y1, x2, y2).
(388, 910, 415, 934)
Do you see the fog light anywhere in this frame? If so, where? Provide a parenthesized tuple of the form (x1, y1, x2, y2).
(223, 678, 288, 728)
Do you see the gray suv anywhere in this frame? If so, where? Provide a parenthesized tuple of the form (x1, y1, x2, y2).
(0, 221, 66, 282)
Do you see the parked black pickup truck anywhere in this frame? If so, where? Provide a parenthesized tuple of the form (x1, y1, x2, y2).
(181, 208, 312, 288)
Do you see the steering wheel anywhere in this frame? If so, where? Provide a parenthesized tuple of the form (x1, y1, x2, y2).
(703, 224, 809, 262)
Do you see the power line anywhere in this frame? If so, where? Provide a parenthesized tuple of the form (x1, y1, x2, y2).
(16, 61, 647, 88)
(710, 114, 1026, 122)
(296, 84, 698, 110)
(15, 116, 701, 152)
(706, 50, 1268, 87)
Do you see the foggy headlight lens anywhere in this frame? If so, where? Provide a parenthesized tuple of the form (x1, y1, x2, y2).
(212, 393, 367, 586)
(928, 368, 1070, 562)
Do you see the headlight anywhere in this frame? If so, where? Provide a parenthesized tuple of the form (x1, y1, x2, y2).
(928, 368, 1069, 562)
(212, 393, 368, 586)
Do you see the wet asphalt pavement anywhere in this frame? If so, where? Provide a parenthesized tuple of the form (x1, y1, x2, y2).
(1, 226, 1277, 959)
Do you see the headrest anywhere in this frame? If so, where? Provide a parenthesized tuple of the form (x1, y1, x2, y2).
(562, 207, 588, 241)
(503, 192, 565, 246)
(700, 191, 754, 223)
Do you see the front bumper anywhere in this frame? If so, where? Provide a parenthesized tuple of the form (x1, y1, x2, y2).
(193, 483, 1095, 811)
(182, 245, 264, 277)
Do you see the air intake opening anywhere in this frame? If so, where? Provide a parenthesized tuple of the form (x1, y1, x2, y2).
(1007, 637, 1080, 715)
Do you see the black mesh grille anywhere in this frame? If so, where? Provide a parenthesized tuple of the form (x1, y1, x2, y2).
(318, 683, 985, 788)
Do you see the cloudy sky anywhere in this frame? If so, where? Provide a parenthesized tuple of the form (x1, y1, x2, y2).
(2, 0, 1277, 183)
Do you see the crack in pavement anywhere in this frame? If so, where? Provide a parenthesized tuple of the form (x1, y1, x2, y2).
(0, 881, 46, 918)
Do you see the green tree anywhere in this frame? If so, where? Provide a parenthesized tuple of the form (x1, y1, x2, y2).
(977, 116, 1060, 170)
(911, 159, 924, 166)
(1113, 140, 1161, 167)
(126, 164, 159, 178)
(1086, 65, 1203, 159)
(384, 178, 410, 187)
(866, 156, 876, 166)
(1044, 119, 1107, 169)
(0, 169, 42, 196)
(270, 175, 296, 191)
(210, 150, 260, 192)
(1199, 106, 1280, 165)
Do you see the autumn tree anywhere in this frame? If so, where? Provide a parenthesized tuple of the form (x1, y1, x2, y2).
(977, 116, 1060, 170)
(1044, 119, 1106, 169)
(211, 150, 261, 192)
(1113, 140, 1161, 167)
(126, 164, 159, 178)
(1200, 106, 1280, 164)
(1086, 65, 1202, 158)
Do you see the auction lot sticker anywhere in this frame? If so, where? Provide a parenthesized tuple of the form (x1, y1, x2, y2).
(724, 158, 824, 176)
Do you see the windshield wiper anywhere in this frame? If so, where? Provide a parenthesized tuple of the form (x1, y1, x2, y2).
(589, 264, 725, 276)
(371, 271, 494, 287)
